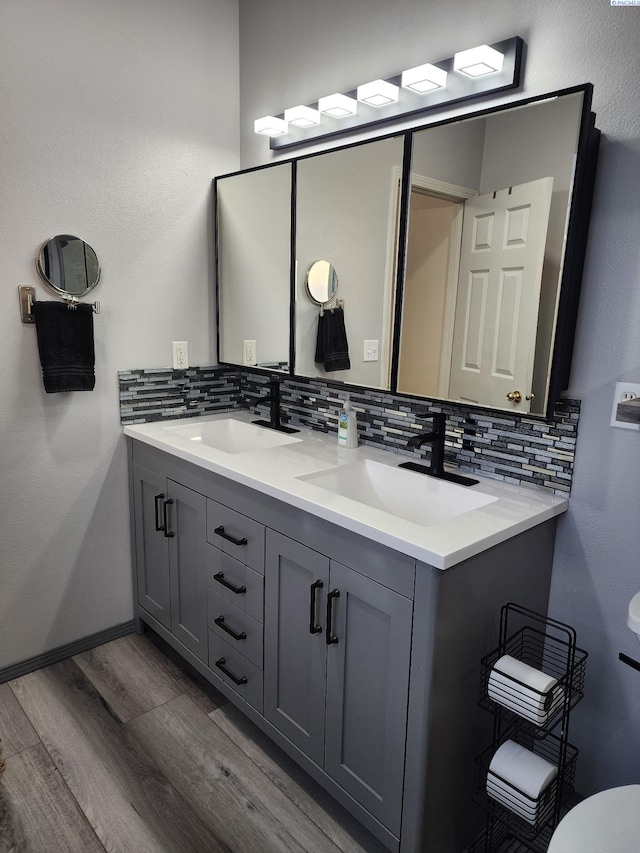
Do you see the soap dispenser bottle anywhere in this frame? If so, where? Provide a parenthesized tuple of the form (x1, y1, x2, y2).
(338, 396, 358, 448)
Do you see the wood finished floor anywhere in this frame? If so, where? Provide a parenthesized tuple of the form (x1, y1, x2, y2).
(0, 632, 386, 853)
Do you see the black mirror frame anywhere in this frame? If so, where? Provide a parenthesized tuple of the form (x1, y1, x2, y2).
(214, 83, 600, 422)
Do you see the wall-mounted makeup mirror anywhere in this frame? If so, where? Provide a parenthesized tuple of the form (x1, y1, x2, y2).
(36, 235, 100, 297)
(214, 84, 599, 418)
(306, 260, 338, 306)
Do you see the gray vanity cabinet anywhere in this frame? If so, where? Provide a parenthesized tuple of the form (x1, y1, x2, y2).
(131, 462, 208, 662)
(128, 439, 559, 853)
(264, 530, 329, 765)
(264, 529, 413, 836)
(132, 462, 171, 629)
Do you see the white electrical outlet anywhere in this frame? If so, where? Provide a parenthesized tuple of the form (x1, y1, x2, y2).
(363, 340, 379, 362)
(243, 340, 257, 366)
(610, 381, 640, 430)
(172, 341, 189, 370)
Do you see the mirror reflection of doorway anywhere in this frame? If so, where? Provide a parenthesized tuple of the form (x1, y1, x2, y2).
(397, 175, 553, 414)
(397, 175, 475, 397)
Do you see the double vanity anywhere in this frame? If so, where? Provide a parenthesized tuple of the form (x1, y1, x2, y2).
(125, 411, 567, 852)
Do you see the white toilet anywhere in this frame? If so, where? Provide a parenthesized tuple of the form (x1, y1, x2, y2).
(548, 785, 640, 852)
(548, 593, 640, 852)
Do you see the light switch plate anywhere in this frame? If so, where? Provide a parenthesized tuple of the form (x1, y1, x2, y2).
(363, 340, 379, 362)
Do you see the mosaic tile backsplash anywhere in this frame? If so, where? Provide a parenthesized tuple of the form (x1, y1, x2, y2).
(119, 366, 579, 495)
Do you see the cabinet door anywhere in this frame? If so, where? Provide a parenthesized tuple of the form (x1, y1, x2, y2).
(166, 479, 208, 661)
(132, 462, 171, 629)
(264, 530, 329, 766)
(325, 561, 413, 836)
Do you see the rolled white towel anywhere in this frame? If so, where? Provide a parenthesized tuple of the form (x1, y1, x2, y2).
(488, 678, 565, 723)
(487, 777, 539, 820)
(487, 739, 558, 801)
(493, 654, 558, 695)
(488, 655, 562, 723)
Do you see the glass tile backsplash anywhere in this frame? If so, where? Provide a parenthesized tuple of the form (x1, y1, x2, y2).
(119, 366, 579, 496)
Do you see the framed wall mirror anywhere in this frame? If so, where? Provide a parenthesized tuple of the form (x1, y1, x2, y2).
(214, 84, 599, 418)
(295, 134, 405, 389)
(396, 90, 587, 415)
(216, 162, 292, 371)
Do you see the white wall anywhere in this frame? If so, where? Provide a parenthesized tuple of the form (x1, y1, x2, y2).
(239, 0, 640, 795)
(0, 0, 239, 668)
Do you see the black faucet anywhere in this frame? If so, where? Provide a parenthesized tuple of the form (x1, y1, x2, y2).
(253, 378, 299, 434)
(399, 411, 478, 486)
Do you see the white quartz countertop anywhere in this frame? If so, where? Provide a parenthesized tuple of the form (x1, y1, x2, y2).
(124, 411, 568, 570)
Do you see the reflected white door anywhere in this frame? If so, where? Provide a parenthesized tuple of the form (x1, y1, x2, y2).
(448, 177, 554, 412)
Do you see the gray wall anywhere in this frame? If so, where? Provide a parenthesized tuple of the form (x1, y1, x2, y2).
(0, 0, 239, 668)
(239, 0, 640, 796)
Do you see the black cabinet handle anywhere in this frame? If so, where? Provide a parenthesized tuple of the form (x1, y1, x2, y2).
(215, 657, 247, 685)
(213, 571, 247, 595)
(309, 580, 323, 634)
(214, 525, 248, 547)
(162, 499, 174, 538)
(326, 588, 340, 645)
(154, 493, 165, 532)
(214, 615, 247, 641)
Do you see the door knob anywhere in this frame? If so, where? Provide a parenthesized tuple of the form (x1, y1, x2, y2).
(506, 390, 522, 403)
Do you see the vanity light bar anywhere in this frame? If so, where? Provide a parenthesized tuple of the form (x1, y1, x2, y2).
(401, 63, 448, 93)
(318, 93, 358, 118)
(254, 115, 288, 137)
(260, 36, 523, 150)
(284, 105, 321, 127)
(453, 44, 504, 77)
(357, 79, 399, 108)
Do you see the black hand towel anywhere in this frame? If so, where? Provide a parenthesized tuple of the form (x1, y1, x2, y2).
(33, 301, 95, 393)
(321, 306, 351, 372)
(314, 311, 325, 364)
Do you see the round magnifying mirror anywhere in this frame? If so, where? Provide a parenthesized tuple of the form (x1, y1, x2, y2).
(306, 260, 338, 305)
(36, 235, 101, 297)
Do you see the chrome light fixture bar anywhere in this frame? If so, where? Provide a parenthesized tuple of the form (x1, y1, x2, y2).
(265, 36, 522, 150)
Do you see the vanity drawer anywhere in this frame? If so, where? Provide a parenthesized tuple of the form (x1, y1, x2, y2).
(207, 590, 263, 669)
(207, 499, 265, 573)
(209, 632, 263, 713)
(207, 547, 264, 622)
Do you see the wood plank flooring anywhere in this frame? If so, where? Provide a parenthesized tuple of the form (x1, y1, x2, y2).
(0, 632, 385, 853)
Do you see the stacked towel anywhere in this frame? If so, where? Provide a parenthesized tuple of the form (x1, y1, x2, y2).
(487, 739, 557, 824)
(33, 301, 95, 393)
(314, 307, 350, 372)
(488, 655, 564, 725)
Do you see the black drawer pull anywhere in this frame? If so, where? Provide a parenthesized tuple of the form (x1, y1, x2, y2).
(214, 525, 248, 547)
(154, 493, 165, 531)
(215, 657, 247, 685)
(309, 579, 323, 634)
(326, 588, 340, 645)
(214, 615, 247, 641)
(213, 571, 247, 595)
(162, 499, 174, 538)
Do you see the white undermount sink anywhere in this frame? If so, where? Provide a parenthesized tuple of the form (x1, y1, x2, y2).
(297, 459, 497, 527)
(163, 418, 302, 454)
